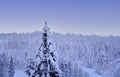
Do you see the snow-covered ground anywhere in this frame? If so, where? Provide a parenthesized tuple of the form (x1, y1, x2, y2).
(14, 67, 104, 77)
(14, 70, 28, 77)
(82, 67, 104, 77)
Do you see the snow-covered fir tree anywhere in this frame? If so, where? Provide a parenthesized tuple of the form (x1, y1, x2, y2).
(26, 58, 36, 76)
(0, 54, 4, 77)
(26, 21, 61, 77)
(111, 59, 120, 77)
(0, 52, 8, 77)
(8, 56, 15, 77)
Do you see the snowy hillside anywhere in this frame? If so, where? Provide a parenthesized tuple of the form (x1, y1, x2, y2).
(0, 32, 120, 77)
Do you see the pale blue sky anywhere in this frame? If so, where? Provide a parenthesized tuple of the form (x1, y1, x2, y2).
(0, 0, 120, 35)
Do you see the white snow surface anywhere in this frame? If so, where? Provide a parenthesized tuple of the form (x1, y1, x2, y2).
(14, 70, 28, 77)
(14, 67, 105, 77)
(82, 67, 104, 77)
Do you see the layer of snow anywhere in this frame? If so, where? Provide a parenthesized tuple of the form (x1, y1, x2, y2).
(14, 70, 28, 77)
(82, 67, 104, 77)
(14, 68, 105, 77)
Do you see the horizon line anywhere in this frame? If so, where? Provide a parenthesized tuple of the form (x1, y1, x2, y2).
(0, 30, 119, 37)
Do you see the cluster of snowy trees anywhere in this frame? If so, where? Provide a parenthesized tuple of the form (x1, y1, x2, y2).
(0, 53, 8, 77)
(59, 60, 89, 77)
(0, 53, 15, 77)
(0, 30, 120, 77)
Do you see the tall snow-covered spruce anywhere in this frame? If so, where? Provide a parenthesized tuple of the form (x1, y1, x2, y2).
(26, 21, 61, 77)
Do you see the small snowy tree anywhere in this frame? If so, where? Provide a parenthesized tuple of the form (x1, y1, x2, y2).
(67, 61, 73, 77)
(8, 56, 15, 77)
(73, 63, 79, 77)
(0, 52, 9, 77)
(0, 54, 4, 77)
(59, 62, 65, 77)
(25, 58, 35, 76)
(111, 59, 120, 77)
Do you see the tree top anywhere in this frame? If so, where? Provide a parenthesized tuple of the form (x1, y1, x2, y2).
(43, 21, 50, 32)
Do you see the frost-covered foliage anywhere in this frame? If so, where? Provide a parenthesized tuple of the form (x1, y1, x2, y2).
(8, 56, 15, 77)
(0, 52, 9, 77)
(25, 58, 35, 76)
(0, 32, 120, 77)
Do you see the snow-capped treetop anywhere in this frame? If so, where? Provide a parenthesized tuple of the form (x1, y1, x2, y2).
(43, 21, 50, 32)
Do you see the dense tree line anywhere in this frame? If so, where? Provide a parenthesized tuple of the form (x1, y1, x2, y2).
(0, 32, 120, 77)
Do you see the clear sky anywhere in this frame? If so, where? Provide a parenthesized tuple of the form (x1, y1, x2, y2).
(0, 0, 120, 36)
